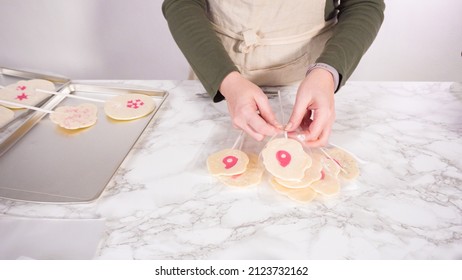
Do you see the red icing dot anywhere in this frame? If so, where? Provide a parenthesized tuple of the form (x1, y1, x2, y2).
(276, 150, 291, 167)
(222, 155, 238, 169)
(15, 93, 28, 101)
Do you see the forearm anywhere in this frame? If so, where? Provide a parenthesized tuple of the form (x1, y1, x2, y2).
(162, 0, 238, 101)
(316, 0, 385, 90)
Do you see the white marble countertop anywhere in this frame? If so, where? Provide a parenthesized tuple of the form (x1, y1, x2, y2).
(1, 81, 461, 259)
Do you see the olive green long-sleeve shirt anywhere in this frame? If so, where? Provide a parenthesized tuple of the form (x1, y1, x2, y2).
(162, 0, 385, 102)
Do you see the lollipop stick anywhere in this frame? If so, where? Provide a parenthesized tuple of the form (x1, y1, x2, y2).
(0, 100, 53, 114)
(231, 130, 245, 150)
(319, 147, 349, 175)
(0, 84, 104, 103)
(36, 88, 105, 103)
(277, 90, 288, 139)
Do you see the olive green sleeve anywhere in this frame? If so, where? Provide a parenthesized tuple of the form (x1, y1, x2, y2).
(316, 0, 385, 91)
(162, 0, 238, 102)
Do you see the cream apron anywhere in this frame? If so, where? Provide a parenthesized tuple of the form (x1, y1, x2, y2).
(195, 0, 336, 86)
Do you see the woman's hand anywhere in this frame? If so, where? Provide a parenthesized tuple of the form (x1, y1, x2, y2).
(220, 71, 282, 141)
(286, 68, 336, 147)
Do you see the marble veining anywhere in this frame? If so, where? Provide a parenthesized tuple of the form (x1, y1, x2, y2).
(0, 81, 461, 259)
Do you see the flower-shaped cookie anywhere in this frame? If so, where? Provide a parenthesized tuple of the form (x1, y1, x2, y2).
(217, 153, 264, 187)
(207, 148, 249, 176)
(50, 103, 98, 130)
(275, 152, 323, 188)
(261, 138, 311, 181)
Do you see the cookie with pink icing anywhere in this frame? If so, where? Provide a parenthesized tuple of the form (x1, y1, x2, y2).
(270, 177, 317, 203)
(207, 148, 249, 176)
(104, 94, 155, 121)
(217, 153, 264, 187)
(0, 79, 55, 109)
(50, 103, 98, 130)
(261, 138, 311, 181)
(275, 152, 323, 188)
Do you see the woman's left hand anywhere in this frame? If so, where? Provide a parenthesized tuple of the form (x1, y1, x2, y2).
(286, 68, 336, 147)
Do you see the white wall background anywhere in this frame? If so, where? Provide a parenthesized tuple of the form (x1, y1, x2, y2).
(0, 0, 461, 81)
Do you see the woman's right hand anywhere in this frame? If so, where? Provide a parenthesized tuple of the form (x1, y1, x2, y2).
(220, 71, 282, 141)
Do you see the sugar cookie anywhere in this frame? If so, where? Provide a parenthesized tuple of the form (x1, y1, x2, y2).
(324, 147, 360, 180)
(50, 103, 98, 130)
(275, 152, 323, 188)
(0, 106, 15, 127)
(104, 94, 155, 120)
(270, 177, 317, 203)
(207, 148, 249, 176)
(0, 79, 55, 109)
(310, 170, 341, 196)
(261, 138, 311, 181)
(218, 154, 264, 187)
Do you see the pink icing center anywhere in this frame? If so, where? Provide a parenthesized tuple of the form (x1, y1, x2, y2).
(222, 155, 238, 169)
(276, 150, 291, 167)
(126, 99, 145, 109)
(15, 93, 28, 101)
(16, 85, 27, 91)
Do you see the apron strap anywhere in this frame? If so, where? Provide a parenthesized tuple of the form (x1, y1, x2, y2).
(211, 19, 336, 53)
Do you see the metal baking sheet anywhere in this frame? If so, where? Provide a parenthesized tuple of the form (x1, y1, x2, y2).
(0, 83, 168, 203)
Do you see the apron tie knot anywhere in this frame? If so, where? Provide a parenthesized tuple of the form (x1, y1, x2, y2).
(238, 29, 260, 53)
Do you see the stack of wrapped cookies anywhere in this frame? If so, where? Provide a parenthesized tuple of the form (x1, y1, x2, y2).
(206, 137, 359, 203)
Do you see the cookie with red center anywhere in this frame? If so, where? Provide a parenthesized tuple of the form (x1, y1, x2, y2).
(207, 148, 249, 176)
(275, 152, 323, 188)
(217, 153, 264, 187)
(261, 138, 311, 181)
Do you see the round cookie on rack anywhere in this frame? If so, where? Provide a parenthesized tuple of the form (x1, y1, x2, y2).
(0, 106, 15, 127)
(207, 148, 249, 176)
(50, 103, 98, 130)
(104, 94, 156, 121)
(217, 153, 264, 187)
(0, 79, 55, 109)
(261, 138, 311, 181)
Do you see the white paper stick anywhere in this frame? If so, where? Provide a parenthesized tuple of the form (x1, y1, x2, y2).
(0, 100, 54, 114)
(0, 85, 104, 103)
(36, 89, 105, 103)
(277, 90, 288, 139)
(231, 130, 245, 150)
